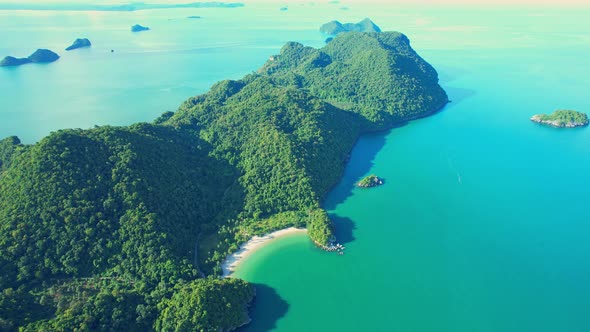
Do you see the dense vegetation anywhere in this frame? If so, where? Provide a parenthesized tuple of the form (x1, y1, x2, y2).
(534, 110, 588, 127)
(0, 136, 22, 171)
(0, 31, 447, 330)
(155, 278, 254, 332)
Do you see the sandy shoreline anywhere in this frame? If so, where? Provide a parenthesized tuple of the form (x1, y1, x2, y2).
(221, 227, 307, 278)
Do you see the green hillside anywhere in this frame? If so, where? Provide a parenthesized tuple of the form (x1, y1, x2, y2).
(0, 31, 447, 331)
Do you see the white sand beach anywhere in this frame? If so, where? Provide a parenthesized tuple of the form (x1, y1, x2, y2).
(221, 227, 307, 278)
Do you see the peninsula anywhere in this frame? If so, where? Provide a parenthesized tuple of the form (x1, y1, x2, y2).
(0, 32, 447, 331)
(65, 38, 91, 51)
(0, 49, 59, 67)
(531, 110, 588, 128)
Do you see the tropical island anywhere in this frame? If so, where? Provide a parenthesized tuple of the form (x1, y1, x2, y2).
(0, 31, 447, 330)
(131, 24, 150, 32)
(357, 175, 383, 188)
(530, 110, 588, 128)
(65, 38, 91, 51)
(320, 18, 381, 36)
(0, 49, 59, 67)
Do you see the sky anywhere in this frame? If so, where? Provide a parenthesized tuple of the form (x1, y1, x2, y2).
(0, 0, 587, 5)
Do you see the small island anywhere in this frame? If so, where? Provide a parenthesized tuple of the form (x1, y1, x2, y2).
(65, 38, 91, 51)
(530, 110, 588, 128)
(187, 15, 202, 19)
(1, 49, 59, 67)
(357, 175, 384, 188)
(131, 24, 150, 32)
(320, 18, 381, 36)
(28, 49, 60, 63)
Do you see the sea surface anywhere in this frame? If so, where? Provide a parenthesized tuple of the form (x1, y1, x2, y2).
(2, 2, 590, 332)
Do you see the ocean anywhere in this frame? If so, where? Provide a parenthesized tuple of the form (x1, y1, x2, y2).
(2, 2, 590, 331)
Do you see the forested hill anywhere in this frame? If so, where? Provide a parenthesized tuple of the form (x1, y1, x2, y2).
(0, 31, 447, 331)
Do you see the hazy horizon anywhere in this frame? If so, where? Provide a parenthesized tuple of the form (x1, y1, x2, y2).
(0, 0, 588, 6)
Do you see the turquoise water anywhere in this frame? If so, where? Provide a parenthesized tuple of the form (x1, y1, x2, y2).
(2, 2, 590, 331)
(0, 3, 326, 143)
(233, 4, 590, 332)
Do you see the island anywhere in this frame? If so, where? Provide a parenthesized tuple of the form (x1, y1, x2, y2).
(1, 49, 59, 67)
(187, 15, 202, 19)
(357, 175, 384, 188)
(131, 24, 150, 32)
(65, 38, 91, 51)
(280, 6, 288, 11)
(320, 18, 381, 35)
(530, 110, 588, 128)
(0, 32, 447, 331)
(28, 49, 60, 63)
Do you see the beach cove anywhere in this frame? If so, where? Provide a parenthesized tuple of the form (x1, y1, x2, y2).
(221, 228, 307, 278)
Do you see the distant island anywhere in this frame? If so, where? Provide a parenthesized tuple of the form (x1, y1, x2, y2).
(131, 24, 150, 32)
(65, 38, 91, 51)
(530, 110, 588, 128)
(320, 18, 381, 35)
(0, 32, 447, 331)
(357, 175, 383, 188)
(0, 2, 244, 11)
(187, 15, 202, 19)
(0, 49, 59, 67)
(0, 56, 31, 67)
(280, 6, 288, 11)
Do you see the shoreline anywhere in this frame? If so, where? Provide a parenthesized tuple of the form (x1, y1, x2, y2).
(221, 227, 308, 278)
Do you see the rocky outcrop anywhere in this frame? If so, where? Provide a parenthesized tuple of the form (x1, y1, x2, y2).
(357, 175, 383, 188)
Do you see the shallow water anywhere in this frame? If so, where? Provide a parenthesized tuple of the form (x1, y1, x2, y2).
(2, 2, 590, 331)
